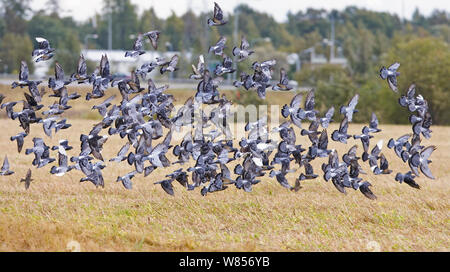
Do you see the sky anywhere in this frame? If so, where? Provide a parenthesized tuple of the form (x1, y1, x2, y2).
(31, 0, 450, 23)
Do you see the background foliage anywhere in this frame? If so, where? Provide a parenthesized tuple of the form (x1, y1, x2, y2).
(0, 0, 448, 125)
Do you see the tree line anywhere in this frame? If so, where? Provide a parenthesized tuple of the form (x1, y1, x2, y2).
(0, 0, 448, 124)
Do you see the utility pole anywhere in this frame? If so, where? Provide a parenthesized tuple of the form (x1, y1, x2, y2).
(203, 0, 210, 68)
(330, 14, 335, 61)
(232, 7, 239, 82)
(108, 1, 112, 50)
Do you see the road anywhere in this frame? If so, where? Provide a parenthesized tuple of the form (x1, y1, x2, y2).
(0, 77, 311, 92)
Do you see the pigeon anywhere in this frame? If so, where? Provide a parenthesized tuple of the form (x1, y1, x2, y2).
(160, 55, 179, 74)
(379, 153, 392, 174)
(380, 62, 400, 92)
(399, 84, 416, 108)
(1, 101, 18, 119)
(0, 156, 14, 176)
(209, 36, 227, 56)
(20, 169, 33, 189)
(387, 134, 411, 159)
(355, 181, 377, 200)
(70, 54, 89, 83)
(331, 117, 351, 144)
(48, 62, 73, 91)
(32, 37, 55, 62)
(272, 68, 293, 91)
(24, 91, 43, 110)
(92, 95, 116, 117)
(409, 145, 436, 179)
(11, 61, 42, 89)
(109, 142, 130, 163)
(300, 120, 320, 145)
(353, 126, 373, 153)
(298, 89, 318, 121)
(208, 2, 227, 26)
(233, 72, 254, 89)
(166, 169, 195, 191)
(99, 54, 111, 80)
(214, 55, 235, 76)
(25, 137, 55, 168)
(363, 140, 383, 175)
(316, 129, 332, 158)
(368, 113, 381, 133)
(342, 145, 360, 165)
(395, 172, 420, 189)
(201, 172, 228, 196)
(50, 147, 75, 176)
(135, 61, 158, 79)
(117, 171, 137, 190)
(154, 179, 175, 195)
(39, 116, 58, 137)
(142, 30, 160, 50)
(269, 170, 292, 190)
(340, 94, 359, 122)
(54, 119, 72, 133)
(232, 36, 254, 62)
(318, 107, 334, 129)
(412, 115, 432, 139)
(51, 140, 73, 152)
(80, 162, 105, 188)
(125, 34, 145, 58)
(298, 160, 318, 180)
(10, 132, 27, 153)
(190, 55, 205, 80)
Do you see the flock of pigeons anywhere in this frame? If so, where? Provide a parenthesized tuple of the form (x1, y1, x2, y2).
(0, 2, 436, 199)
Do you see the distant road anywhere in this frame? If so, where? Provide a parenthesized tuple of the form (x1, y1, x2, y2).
(0, 77, 311, 92)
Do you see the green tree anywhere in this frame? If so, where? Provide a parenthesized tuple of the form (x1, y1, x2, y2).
(164, 11, 185, 51)
(0, 33, 33, 73)
(383, 37, 450, 124)
(96, 0, 138, 49)
(27, 12, 82, 74)
(294, 64, 355, 115)
(1, 0, 30, 34)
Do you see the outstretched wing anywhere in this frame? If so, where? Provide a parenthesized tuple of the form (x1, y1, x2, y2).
(388, 62, 400, 71)
(214, 2, 224, 21)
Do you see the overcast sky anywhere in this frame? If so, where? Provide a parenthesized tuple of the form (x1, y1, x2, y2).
(32, 0, 449, 22)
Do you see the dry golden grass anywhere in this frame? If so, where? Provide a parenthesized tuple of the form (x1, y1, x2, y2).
(0, 84, 448, 252)
(0, 117, 448, 252)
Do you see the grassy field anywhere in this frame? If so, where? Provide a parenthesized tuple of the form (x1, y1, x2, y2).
(0, 85, 448, 252)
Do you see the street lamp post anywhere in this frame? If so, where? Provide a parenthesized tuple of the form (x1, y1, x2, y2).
(84, 34, 98, 55)
(232, 7, 240, 82)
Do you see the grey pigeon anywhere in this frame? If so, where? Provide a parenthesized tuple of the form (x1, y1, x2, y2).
(379, 62, 400, 92)
(20, 169, 33, 190)
(209, 36, 227, 56)
(272, 68, 292, 91)
(208, 2, 227, 26)
(0, 156, 14, 176)
(143, 30, 161, 50)
(395, 172, 420, 189)
(10, 132, 27, 153)
(340, 94, 359, 122)
(331, 117, 351, 144)
(232, 36, 254, 62)
(32, 37, 55, 62)
(125, 34, 145, 58)
(11, 61, 42, 89)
